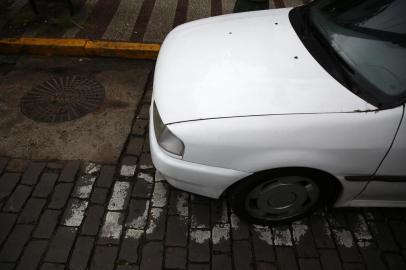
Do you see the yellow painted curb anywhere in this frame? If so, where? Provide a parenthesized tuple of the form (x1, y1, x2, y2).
(0, 37, 161, 60)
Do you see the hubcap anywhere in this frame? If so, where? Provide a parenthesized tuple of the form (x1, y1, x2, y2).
(245, 176, 320, 221)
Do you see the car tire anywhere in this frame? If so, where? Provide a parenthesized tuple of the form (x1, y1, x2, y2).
(229, 169, 335, 225)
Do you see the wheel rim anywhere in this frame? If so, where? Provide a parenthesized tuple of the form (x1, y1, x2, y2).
(245, 176, 320, 221)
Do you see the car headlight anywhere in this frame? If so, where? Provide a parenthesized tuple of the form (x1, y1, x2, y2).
(153, 102, 185, 157)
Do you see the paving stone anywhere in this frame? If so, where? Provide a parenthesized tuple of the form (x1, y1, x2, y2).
(191, 194, 211, 205)
(107, 181, 131, 210)
(146, 207, 167, 240)
(21, 162, 46, 185)
(251, 226, 275, 262)
(0, 263, 14, 270)
(116, 266, 139, 270)
(0, 224, 33, 261)
(166, 215, 188, 247)
(231, 213, 250, 240)
(189, 229, 210, 262)
(90, 246, 118, 270)
(256, 262, 278, 270)
(69, 236, 95, 270)
(359, 244, 387, 270)
(48, 183, 73, 209)
(212, 254, 232, 270)
(151, 182, 168, 208)
(233, 241, 253, 270)
(59, 161, 80, 182)
(168, 189, 189, 216)
(41, 263, 65, 270)
(33, 210, 60, 238)
(96, 165, 115, 188)
(61, 199, 88, 227)
(18, 198, 46, 224)
(0, 157, 8, 174)
(0, 213, 17, 245)
(382, 208, 403, 220)
(310, 215, 335, 248)
(126, 199, 150, 229)
(191, 203, 210, 229)
(132, 119, 148, 136)
(99, 211, 124, 245)
(140, 242, 163, 270)
(212, 224, 231, 252)
(292, 222, 318, 257)
(3, 185, 32, 212)
(45, 227, 77, 263)
(73, 175, 96, 199)
(139, 153, 153, 169)
(46, 162, 64, 169)
(370, 221, 399, 252)
(319, 249, 343, 270)
(384, 253, 406, 270)
(327, 210, 348, 228)
(347, 212, 372, 242)
(0, 173, 20, 200)
(6, 159, 29, 172)
(132, 174, 153, 199)
(90, 187, 109, 204)
(299, 258, 322, 270)
(121, 156, 138, 166)
(165, 247, 187, 269)
(127, 137, 144, 156)
(276, 247, 299, 270)
(118, 231, 142, 263)
(33, 173, 58, 197)
(15, 240, 48, 270)
(363, 208, 384, 221)
(81, 205, 104, 235)
(273, 226, 293, 246)
(389, 220, 406, 249)
(211, 198, 228, 224)
(333, 228, 362, 262)
(343, 263, 366, 270)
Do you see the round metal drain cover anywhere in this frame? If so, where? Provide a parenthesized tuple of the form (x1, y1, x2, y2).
(21, 76, 105, 123)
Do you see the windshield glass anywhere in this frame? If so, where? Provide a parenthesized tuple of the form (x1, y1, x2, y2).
(308, 0, 406, 108)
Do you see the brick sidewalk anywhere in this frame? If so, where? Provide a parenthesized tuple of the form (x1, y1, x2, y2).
(1, 59, 406, 270)
(1, 0, 306, 43)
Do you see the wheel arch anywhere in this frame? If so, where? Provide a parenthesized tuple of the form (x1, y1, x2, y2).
(226, 166, 343, 205)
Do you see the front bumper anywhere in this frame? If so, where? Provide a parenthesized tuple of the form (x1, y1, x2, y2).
(149, 104, 250, 198)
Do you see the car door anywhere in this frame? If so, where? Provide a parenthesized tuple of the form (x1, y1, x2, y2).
(356, 105, 406, 205)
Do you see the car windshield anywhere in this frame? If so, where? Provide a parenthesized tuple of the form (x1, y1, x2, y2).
(308, 0, 406, 108)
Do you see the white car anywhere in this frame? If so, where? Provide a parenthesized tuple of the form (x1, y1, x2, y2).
(150, 0, 406, 224)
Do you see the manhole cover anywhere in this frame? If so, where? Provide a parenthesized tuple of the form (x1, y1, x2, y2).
(21, 76, 105, 123)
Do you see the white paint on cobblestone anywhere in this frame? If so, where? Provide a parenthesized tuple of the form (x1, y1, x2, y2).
(155, 171, 165, 182)
(62, 200, 88, 227)
(212, 224, 230, 244)
(140, 163, 154, 170)
(85, 163, 101, 174)
(108, 181, 131, 211)
(352, 215, 373, 241)
(333, 229, 355, 248)
(358, 241, 372, 248)
(253, 225, 273, 245)
(230, 213, 240, 229)
(292, 224, 309, 243)
(176, 192, 189, 217)
(74, 175, 96, 199)
(152, 182, 167, 207)
(101, 212, 123, 240)
(274, 227, 293, 246)
(190, 229, 211, 244)
(125, 229, 144, 239)
(146, 207, 163, 234)
(126, 200, 150, 229)
(120, 165, 137, 177)
(138, 172, 154, 183)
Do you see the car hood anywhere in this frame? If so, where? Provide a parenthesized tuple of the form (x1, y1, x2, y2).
(153, 8, 376, 124)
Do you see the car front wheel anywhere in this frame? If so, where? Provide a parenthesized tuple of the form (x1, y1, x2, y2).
(230, 170, 329, 225)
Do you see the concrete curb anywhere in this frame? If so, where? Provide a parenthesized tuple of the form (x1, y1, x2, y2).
(0, 38, 160, 60)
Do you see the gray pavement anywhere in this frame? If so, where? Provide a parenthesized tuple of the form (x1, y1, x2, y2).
(1, 55, 406, 270)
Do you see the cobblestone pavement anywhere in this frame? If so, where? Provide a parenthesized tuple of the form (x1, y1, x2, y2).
(1, 58, 406, 270)
(1, 0, 307, 43)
